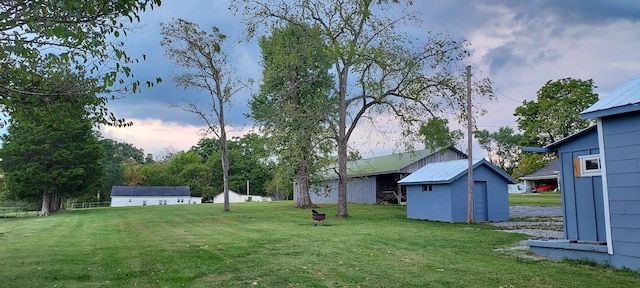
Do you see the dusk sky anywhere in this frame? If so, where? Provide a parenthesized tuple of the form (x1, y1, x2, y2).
(100, 0, 640, 158)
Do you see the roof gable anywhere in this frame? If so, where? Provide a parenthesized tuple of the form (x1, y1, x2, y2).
(111, 186, 190, 197)
(398, 158, 515, 185)
(523, 125, 597, 153)
(582, 74, 640, 119)
(520, 159, 560, 180)
(344, 147, 465, 177)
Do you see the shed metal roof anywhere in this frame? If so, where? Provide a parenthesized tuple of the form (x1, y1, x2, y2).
(398, 158, 515, 185)
(582, 74, 640, 119)
(111, 186, 190, 197)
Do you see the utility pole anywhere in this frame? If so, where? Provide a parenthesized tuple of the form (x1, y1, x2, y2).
(466, 65, 474, 224)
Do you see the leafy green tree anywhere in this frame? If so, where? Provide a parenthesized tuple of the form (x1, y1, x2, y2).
(251, 23, 335, 208)
(139, 162, 177, 186)
(419, 118, 464, 150)
(514, 78, 598, 147)
(474, 127, 523, 177)
(96, 138, 148, 199)
(227, 134, 273, 196)
(189, 134, 273, 198)
(160, 19, 249, 211)
(513, 78, 598, 177)
(238, 0, 494, 217)
(0, 66, 103, 216)
(0, 0, 162, 126)
(512, 153, 551, 181)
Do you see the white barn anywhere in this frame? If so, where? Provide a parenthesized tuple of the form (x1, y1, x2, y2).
(110, 186, 202, 207)
(213, 190, 271, 203)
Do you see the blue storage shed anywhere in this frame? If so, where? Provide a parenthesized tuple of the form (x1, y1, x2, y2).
(526, 74, 640, 272)
(398, 159, 515, 223)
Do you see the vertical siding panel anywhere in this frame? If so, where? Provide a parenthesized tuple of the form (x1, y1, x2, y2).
(602, 112, 640, 270)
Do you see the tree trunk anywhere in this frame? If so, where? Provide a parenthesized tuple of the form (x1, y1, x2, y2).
(295, 153, 314, 208)
(336, 68, 349, 218)
(39, 192, 61, 216)
(219, 97, 231, 212)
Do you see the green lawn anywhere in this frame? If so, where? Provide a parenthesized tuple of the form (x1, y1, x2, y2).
(1, 201, 637, 287)
(509, 191, 562, 207)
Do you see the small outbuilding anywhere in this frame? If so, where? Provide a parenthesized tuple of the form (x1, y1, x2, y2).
(398, 158, 515, 223)
(525, 73, 640, 272)
(110, 186, 202, 207)
(520, 159, 560, 192)
(213, 190, 270, 203)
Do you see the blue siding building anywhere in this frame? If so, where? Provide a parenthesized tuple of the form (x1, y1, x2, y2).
(398, 159, 515, 222)
(526, 74, 640, 271)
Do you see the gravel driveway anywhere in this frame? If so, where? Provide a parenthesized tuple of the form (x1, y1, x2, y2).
(490, 205, 564, 239)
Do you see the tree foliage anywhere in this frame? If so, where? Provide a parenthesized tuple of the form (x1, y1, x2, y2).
(474, 126, 522, 177)
(0, 66, 104, 216)
(97, 137, 149, 199)
(189, 134, 273, 199)
(160, 18, 248, 211)
(514, 78, 599, 147)
(251, 23, 335, 208)
(237, 0, 494, 217)
(419, 118, 464, 150)
(0, 0, 162, 126)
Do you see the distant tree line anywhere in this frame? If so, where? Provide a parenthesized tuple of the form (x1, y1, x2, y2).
(0, 132, 289, 211)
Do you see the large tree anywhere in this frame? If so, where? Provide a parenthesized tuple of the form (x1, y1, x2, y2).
(0, 0, 162, 126)
(513, 78, 598, 179)
(251, 23, 335, 208)
(514, 78, 599, 147)
(237, 0, 493, 217)
(0, 65, 104, 216)
(160, 19, 248, 211)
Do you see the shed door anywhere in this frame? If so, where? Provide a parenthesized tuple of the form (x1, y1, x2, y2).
(473, 181, 488, 222)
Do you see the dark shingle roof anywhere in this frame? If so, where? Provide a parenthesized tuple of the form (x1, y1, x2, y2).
(520, 159, 560, 180)
(111, 186, 190, 197)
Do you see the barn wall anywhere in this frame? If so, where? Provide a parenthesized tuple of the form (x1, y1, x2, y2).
(406, 184, 453, 222)
(601, 113, 640, 271)
(308, 176, 377, 204)
(556, 129, 606, 242)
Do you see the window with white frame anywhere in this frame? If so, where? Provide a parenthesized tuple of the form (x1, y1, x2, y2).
(422, 184, 432, 192)
(578, 155, 601, 177)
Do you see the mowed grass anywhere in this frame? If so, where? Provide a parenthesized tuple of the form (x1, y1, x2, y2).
(1, 202, 638, 287)
(509, 191, 562, 207)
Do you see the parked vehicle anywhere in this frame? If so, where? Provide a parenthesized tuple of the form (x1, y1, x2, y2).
(535, 184, 558, 192)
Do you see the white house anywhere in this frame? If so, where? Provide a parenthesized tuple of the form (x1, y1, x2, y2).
(213, 190, 271, 203)
(110, 186, 202, 207)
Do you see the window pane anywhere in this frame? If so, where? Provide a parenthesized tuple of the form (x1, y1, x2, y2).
(585, 159, 599, 170)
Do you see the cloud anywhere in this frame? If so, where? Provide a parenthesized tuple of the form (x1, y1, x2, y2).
(101, 118, 256, 157)
(99, 0, 640, 159)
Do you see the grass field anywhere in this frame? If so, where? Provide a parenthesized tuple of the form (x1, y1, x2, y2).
(509, 191, 562, 207)
(1, 201, 638, 287)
